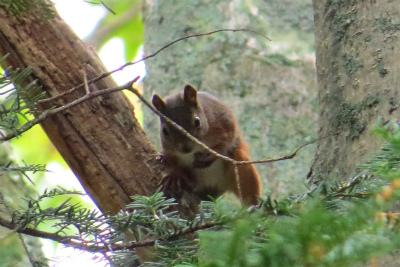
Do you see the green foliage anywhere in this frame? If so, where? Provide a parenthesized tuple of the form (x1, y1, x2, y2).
(0, 161, 46, 174)
(361, 120, 400, 178)
(0, 56, 55, 182)
(88, 0, 144, 61)
(0, 56, 46, 137)
(0, 0, 55, 19)
(2, 188, 214, 266)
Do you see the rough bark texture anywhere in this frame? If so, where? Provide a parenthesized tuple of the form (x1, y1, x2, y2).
(0, 5, 162, 214)
(312, 1, 400, 266)
(310, 0, 400, 183)
(143, 0, 318, 198)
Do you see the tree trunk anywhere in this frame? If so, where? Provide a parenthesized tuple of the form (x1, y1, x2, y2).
(142, 0, 318, 198)
(0, 4, 162, 214)
(310, 1, 400, 183)
(311, 1, 400, 266)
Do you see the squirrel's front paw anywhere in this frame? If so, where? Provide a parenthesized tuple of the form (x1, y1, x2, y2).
(161, 168, 196, 201)
(193, 152, 216, 168)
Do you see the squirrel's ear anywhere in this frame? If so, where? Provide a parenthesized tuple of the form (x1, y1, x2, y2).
(152, 94, 165, 112)
(183, 84, 198, 107)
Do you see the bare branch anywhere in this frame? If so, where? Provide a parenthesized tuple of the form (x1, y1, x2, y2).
(0, 215, 82, 245)
(129, 86, 335, 167)
(0, 76, 139, 142)
(99, 1, 116, 15)
(235, 133, 340, 165)
(233, 164, 242, 201)
(18, 234, 35, 267)
(84, 0, 116, 15)
(38, 28, 268, 104)
(336, 172, 369, 193)
(2, 72, 329, 169)
(82, 68, 90, 94)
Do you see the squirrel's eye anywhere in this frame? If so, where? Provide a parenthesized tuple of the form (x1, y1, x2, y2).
(162, 127, 169, 136)
(194, 116, 201, 128)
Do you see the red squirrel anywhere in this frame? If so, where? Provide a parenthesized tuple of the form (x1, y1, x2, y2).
(152, 85, 261, 205)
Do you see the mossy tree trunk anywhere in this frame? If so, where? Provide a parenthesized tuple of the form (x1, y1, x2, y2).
(310, 1, 400, 183)
(311, 1, 400, 265)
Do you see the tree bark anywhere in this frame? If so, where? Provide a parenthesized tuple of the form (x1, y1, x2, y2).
(0, 4, 162, 214)
(310, 0, 400, 183)
(311, 1, 400, 266)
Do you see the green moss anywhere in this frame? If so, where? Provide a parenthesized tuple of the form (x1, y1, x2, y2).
(378, 63, 389, 77)
(343, 53, 364, 75)
(377, 18, 400, 34)
(333, 96, 380, 140)
(363, 96, 380, 107)
(324, 0, 358, 43)
(333, 12, 357, 41)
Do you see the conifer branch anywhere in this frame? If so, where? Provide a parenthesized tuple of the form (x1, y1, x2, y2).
(0, 205, 219, 253)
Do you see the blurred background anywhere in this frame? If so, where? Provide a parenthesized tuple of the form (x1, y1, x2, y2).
(0, 0, 317, 266)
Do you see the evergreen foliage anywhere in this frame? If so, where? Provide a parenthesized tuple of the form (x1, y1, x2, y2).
(0, 0, 55, 19)
(0, 55, 46, 138)
(2, 124, 400, 267)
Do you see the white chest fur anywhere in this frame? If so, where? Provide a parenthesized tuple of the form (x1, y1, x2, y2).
(192, 158, 227, 193)
(176, 145, 228, 193)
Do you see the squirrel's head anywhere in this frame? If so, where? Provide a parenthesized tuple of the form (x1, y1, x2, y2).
(152, 84, 209, 154)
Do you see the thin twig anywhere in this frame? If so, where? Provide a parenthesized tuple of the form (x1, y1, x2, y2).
(4, 73, 332, 168)
(131, 84, 337, 166)
(83, 69, 90, 94)
(128, 87, 236, 164)
(336, 172, 368, 193)
(0, 215, 81, 245)
(233, 164, 242, 201)
(0, 87, 15, 95)
(128, 86, 336, 202)
(333, 193, 370, 198)
(38, 28, 267, 104)
(0, 213, 219, 253)
(84, 0, 116, 14)
(0, 77, 139, 142)
(18, 234, 35, 266)
(235, 134, 340, 165)
(100, 1, 116, 15)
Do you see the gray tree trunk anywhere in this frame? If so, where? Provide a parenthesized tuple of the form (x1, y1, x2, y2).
(311, 1, 400, 266)
(143, 0, 318, 198)
(310, 1, 400, 182)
